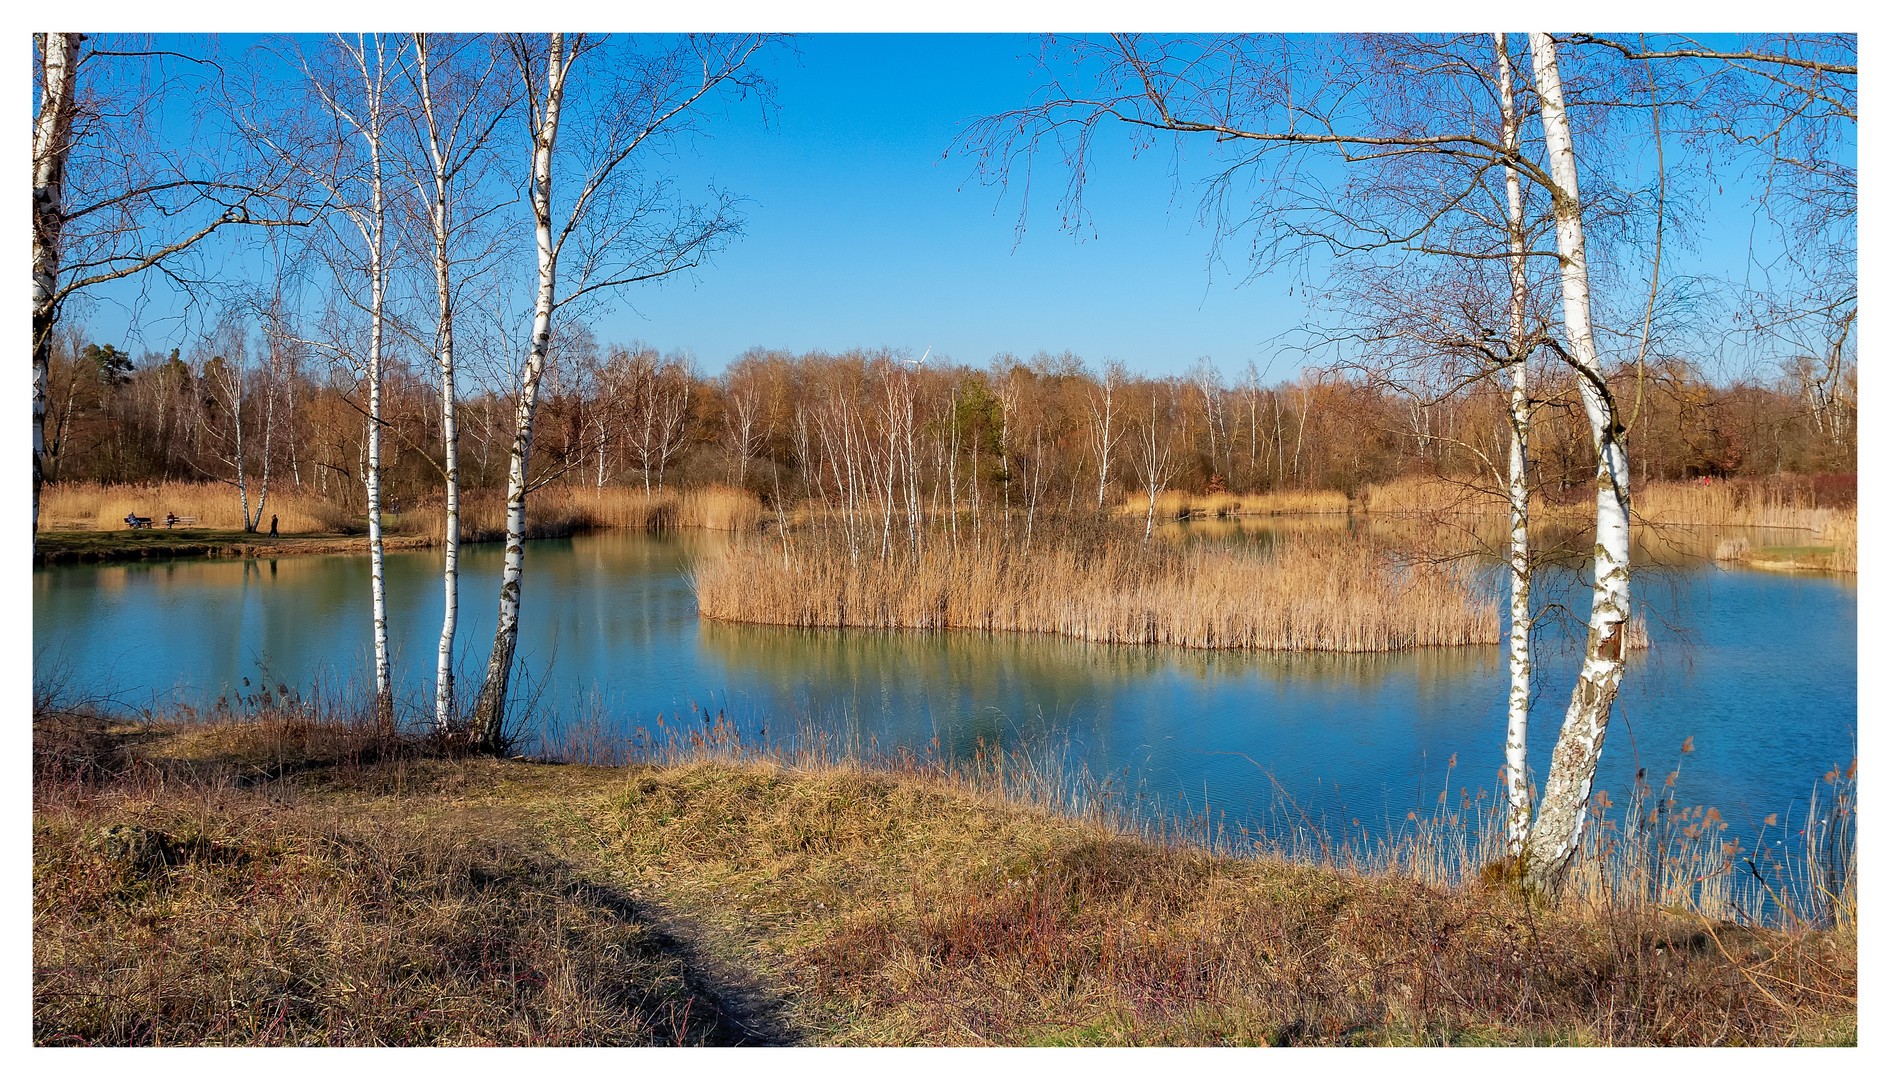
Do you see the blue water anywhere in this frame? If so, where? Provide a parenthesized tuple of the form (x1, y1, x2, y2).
(34, 530, 1857, 840)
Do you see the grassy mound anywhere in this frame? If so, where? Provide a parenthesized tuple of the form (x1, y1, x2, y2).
(32, 711, 1856, 1046)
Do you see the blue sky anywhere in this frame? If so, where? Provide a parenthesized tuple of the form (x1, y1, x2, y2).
(79, 33, 1309, 378)
(594, 34, 1307, 375)
(72, 32, 1849, 381)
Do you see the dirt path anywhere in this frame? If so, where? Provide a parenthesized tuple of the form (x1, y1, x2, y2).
(366, 760, 814, 1046)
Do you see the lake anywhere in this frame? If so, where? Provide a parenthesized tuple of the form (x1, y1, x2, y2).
(34, 525, 1856, 845)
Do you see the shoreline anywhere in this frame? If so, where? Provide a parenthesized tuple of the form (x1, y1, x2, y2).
(33, 528, 446, 565)
(36, 519, 1858, 578)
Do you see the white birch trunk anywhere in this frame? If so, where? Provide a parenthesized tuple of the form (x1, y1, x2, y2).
(1091, 365, 1118, 509)
(436, 249, 461, 731)
(471, 33, 567, 749)
(1523, 34, 1633, 896)
(230, 364, 251, 529)
(32, 34, 83, 543)
(416, 36, 463, 733)
(255, 353, 274, 529)
(362, 41, 394, 730)
(1495, 32, 1534, 860)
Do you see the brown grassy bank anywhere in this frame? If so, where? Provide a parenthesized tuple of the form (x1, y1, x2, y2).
(37, 482, 768, 565)
(32, 529, 439, 566)
(410, 483, 765, 544)
(39, 481, 359, 535)
(33, 710, 767, 1046)
(695, 517, 1498, 652)
(33, 707, 1855, 1046)
(1118, 489, 1353, 519)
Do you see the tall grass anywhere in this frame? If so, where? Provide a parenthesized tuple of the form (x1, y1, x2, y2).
(41, 480, 767, 542)
(1119, 489, 1352, 519)
(35, 690, 1854, 1045)
(538, 703, 1854, 934)
(1362, 475, 1507, 516)
(1633, 477, 1851, 532)
(558, 484, 764, 532)
(400, 483, 765, 543)
(695, 515, 1498, 652)
(38, 481, 358, 534)
(1817, 512, 1858, 573)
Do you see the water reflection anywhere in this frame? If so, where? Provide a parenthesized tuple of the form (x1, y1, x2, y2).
(35, 524, 1854, 841)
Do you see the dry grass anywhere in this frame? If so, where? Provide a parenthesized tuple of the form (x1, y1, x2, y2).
(32, 711, 761, 1047)
(555, 484, 765, 532)
(1708, 514, 1856, 574)
(32, 704, 1855, 1046)
(597, 756, 1854, 1045)
(39, 481, 765, 543)
(1357, 475, 1859, 575)
(1633, 479, 1850, 533)
(39, 481, 357, 535)
(1120, 489, 1352, 519)
(695, 516, 1498, 652)
(1362, 475, 1508, 516)
(400, 484, 766, 543)
(1818, 513, 1858, 573)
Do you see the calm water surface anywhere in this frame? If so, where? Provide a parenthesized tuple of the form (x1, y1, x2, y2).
(34, 528, 1856, 836)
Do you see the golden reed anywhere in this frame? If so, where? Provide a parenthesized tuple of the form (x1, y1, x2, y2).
(38, 481, 356, 534)
(420, 483, 766, 542)
(1118, 488, 1352, 519)
(695, 520, 1498, 652)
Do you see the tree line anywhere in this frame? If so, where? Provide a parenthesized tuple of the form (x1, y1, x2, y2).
(37, 330, 1856, 512)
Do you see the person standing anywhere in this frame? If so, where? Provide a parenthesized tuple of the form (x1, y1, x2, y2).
(269, 514, 278, 536)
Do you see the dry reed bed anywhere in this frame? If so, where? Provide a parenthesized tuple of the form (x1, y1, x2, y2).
(1817, 514, 1858, 572)
(1632, 477, 1853, 533)
(1120, 489, 1353, 519)
(1363, 475, 1853, 529)
(39, 481, 358, 535)
(1360, 475, 1858, 571)
(404, 483, 765, 543)
(695, 524, 1498, 652)
(39, 481, 766, 544)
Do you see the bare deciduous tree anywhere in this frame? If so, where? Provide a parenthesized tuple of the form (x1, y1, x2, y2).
(33, 33, 301, 544)
(403, 32, 513, 731)
(469, 32, 772, 748)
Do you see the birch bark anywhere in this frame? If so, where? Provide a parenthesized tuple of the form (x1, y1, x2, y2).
(356, 38, 395, 730)
(1088, 361, 1122, 509)
(32, 34, 83, 543)
(1494, 32, 1535, 860)
(1522, 33, 1633, 895)
(411, 33, 479, 732)
(470, 32, 568, 749)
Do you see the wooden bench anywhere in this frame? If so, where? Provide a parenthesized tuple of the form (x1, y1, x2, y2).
(123, 515, 153, 530)
(164, 515, 197, 528)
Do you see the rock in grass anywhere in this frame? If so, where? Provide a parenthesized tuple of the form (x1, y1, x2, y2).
(89, 824, 175, 870)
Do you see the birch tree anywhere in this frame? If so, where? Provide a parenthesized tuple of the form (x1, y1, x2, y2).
(199, 325, 257, 527)
(404, 33, 512, 732)
(1085, 358, 1126, 509)
(330, 37, 398, 729)
(963, 32, 1643, 896)
(1129, 380, 1180, 542)
(1493, 34, 1536, 858)
(33, 33, 299, 544)
(1514, 35, 1632, 892)
(251, 34, 404, 727)
(469, 32, 770, 750)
